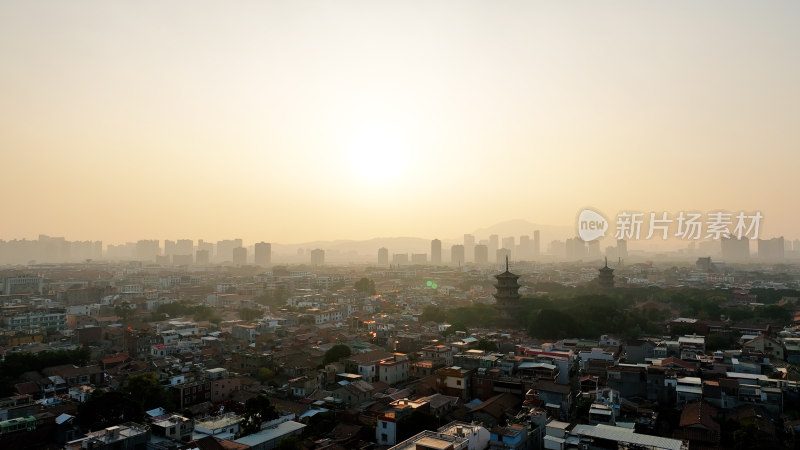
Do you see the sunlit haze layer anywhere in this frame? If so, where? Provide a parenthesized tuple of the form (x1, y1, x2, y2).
(2, 2, 798, 246)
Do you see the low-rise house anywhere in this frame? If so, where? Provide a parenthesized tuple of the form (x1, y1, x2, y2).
(332, 380, 375, 406)
(743, 335, 784, 360)
(193, 413, 241, 440)
(467, 393, 521, 428)
(673, 401, 720, 447)
(150, 414, 194, 443)
(232, 420, 305, 450)
(436, 366, 474, 401)
(489, 423, 528, 450)
(379, 353, 410, 385)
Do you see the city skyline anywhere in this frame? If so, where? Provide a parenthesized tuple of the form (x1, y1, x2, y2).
(3, 2, 799, 244)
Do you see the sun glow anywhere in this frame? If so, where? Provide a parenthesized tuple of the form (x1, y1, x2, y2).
(346, 128, 410, 183)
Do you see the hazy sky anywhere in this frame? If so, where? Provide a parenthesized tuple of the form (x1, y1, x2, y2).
(2, 1, 798, 244)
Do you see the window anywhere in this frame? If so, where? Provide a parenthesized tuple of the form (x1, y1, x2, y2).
(382, 422, 387, 428)
(456, 380, 461, 386)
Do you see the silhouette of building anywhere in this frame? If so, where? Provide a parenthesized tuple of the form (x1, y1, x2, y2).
(393, 253, 408, 265)
(451, 245, 465, 266)
(411, 253, 427, 264)
(721, 237, 748, 262)
(501, 237, 515, 260)
(565, 237, 587, 260)
(197, 240, 213, 258)
(378, 247, 389, 265)
(310, 248, 325, 266)
(533, 230, 541, 258)
(464, 234, 475, 262)
(617, 239, 628, 259)
(196, 249, 210, 265)
(474, 244, 489, 264)
(494, 257, 521, 321)
(489, 235, 499, 262)
(254, 242, 271, 266)
(519, 235, 531, 260)
(232, 247, 247, 265)
(216, 239, 243, 262)
(758, 237, 784, 261)
(135, 240, 160, 261)
(431, 239, 442, 265)
(496, 248, 511, 264)
(598, 257, 615, 289)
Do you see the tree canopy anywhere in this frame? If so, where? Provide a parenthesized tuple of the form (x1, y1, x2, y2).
(239, 394, 280, 437)
(323, 344, 352, 365)
(354, 278, 376, 295)
(120, 372, 174, 411)
(78, 391, 144, 431)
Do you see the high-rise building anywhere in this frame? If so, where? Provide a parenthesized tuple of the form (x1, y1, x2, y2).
(196, 249, 210, 265)
(411, 253, 427, 264)
(175, 239, 193, 256)
(378, 247, 389, 265)
(533, 230, 540, 258)
(489, 235, 499, 262)
(392, 253, 408, 265)
(197, 240, 213, 259)
(173, 254, 193, 265)
(617, 239, 628, 259)
(501, 237, 515, 260)
(496, 248, 511, 264)
(758, 237, 785, 261)
(431, 239, 442, 265)
(721, 237, 749, 262)
(216, 239, 243, 262)
(254, 242, 271, 266)
(463, 234, 475, 262)
(164, 240, 176, 256)
(451, 245, 465, 266)
(565, 238, 587, 260)
(474, 244, 489, 264)
(519, 235, 531, 260)
(232, 247, 247, 265)
(135, 240, 160, 261)
(310, 248, 325, 265)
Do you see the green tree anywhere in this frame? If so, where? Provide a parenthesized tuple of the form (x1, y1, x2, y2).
(0, 347, 92, 395)
(475, 339, 498, 352)
(120, 372, 173, 411)
(302, 411, 338, 439)
(77, 391, 144, 431)
(239, 307, 262, 321)
(527, 310, 578, 339)
(354, 278, 376, 295)
(239, 394, 280, 437)
(442, 322, 467, 337)
(323, 344, 352, 365)
(421, 305, 446, 323)
(275, 435, 303, 450)
(193, 305, 221, 324)
(114, 301, 135, 322)
(257, 367, 276, 383)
